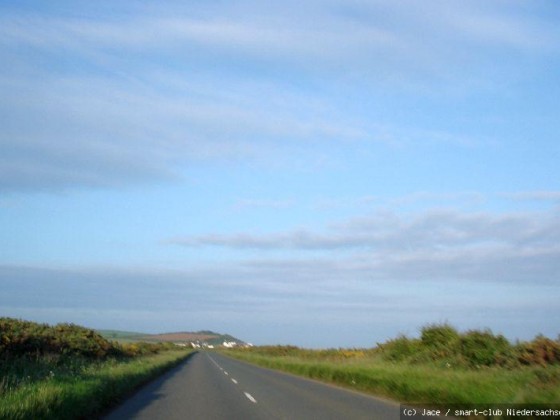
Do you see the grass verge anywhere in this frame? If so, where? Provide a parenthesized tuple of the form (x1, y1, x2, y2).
(0, 349, 193, 420)
(1, 317, 198, 419)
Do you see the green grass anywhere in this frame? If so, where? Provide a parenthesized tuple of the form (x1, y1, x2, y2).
(96, 329, 148, 343)
(0, 317, 195, 419)
(0, 349, 193, 420)
(223, 350, 560, 406)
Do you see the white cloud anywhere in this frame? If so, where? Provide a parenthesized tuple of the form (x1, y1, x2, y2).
(171, 208, 560, 251)
(169, 206, 560, 289)
(1, 1, 557, 192)
(0, 70, 372, 191)
(1, 1, 556, 92)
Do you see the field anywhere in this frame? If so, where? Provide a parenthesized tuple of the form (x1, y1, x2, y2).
(223, 324, 560, 406)
(96, 329, 148, 343)
(0, 318, 193, 420)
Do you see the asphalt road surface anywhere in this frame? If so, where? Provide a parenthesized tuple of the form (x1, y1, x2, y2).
(104, 351, 401, 420)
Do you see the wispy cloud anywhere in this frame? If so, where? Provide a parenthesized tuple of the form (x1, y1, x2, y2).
(0, 71, 368, 191)
(501, 191, 560, 203)
(173, 206, 560, 296)
(1, 1, 557, 192)
(2, 1, 554, 68)
(170, 208, 560, 252)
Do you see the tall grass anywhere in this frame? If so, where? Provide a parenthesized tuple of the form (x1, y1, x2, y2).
(0, 351, 192, 420)
(0, 318, 193, 419)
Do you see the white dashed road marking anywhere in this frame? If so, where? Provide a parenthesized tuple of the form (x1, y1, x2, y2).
(208, 354, 257, 406)
(244, 392, 257, 404)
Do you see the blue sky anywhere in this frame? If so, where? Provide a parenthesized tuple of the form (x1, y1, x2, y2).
(1, 0, 559, 347)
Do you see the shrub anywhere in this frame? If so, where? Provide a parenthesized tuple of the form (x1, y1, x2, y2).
(459, 329, 512, 367)
(378, 335, 421, 362)
(421, 323, 460, 349)
(52, 323, 114, 358)
(0, 318, 119, 359)
(518, 335, 560, 366)
(375, 324, 530, 368)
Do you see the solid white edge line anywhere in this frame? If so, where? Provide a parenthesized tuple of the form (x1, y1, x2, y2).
(244, 392, 257, 403)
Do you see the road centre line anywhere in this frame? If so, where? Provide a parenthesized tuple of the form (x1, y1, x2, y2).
(208, 354, 259, 407)
(244, 392, 257, 404)
(208, 354, 252, 404)
(207, 355, 222, 369)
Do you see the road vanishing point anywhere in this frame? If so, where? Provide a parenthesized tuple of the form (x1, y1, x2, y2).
(104, 351, 400, 419)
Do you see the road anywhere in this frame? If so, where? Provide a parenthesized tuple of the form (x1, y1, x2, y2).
(104, 351, 401, 420)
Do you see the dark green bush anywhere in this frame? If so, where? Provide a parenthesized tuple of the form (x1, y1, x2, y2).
(459, 329, 512, 367)
(372, 323, 560, 368)
(421, 323, 460, 350)
(52, 323, 114, 358)
(0, 318, 117, 359)
(0, 318, 183, 363)
(378, 335, 421, 362)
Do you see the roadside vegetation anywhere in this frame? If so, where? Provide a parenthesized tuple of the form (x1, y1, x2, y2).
(224, 323, 560, 405)
(0, 317, 193, 420)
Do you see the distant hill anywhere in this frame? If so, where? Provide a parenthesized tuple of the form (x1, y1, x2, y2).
(97, 329, 247, 347)
(96, 330, 148, 343)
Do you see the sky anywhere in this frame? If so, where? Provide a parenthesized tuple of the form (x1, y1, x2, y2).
(1, 0, 559, 348)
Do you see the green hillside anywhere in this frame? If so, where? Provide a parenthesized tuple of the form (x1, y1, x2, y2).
(96, 329, 247, 346)
(96, 329, 148, 343)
